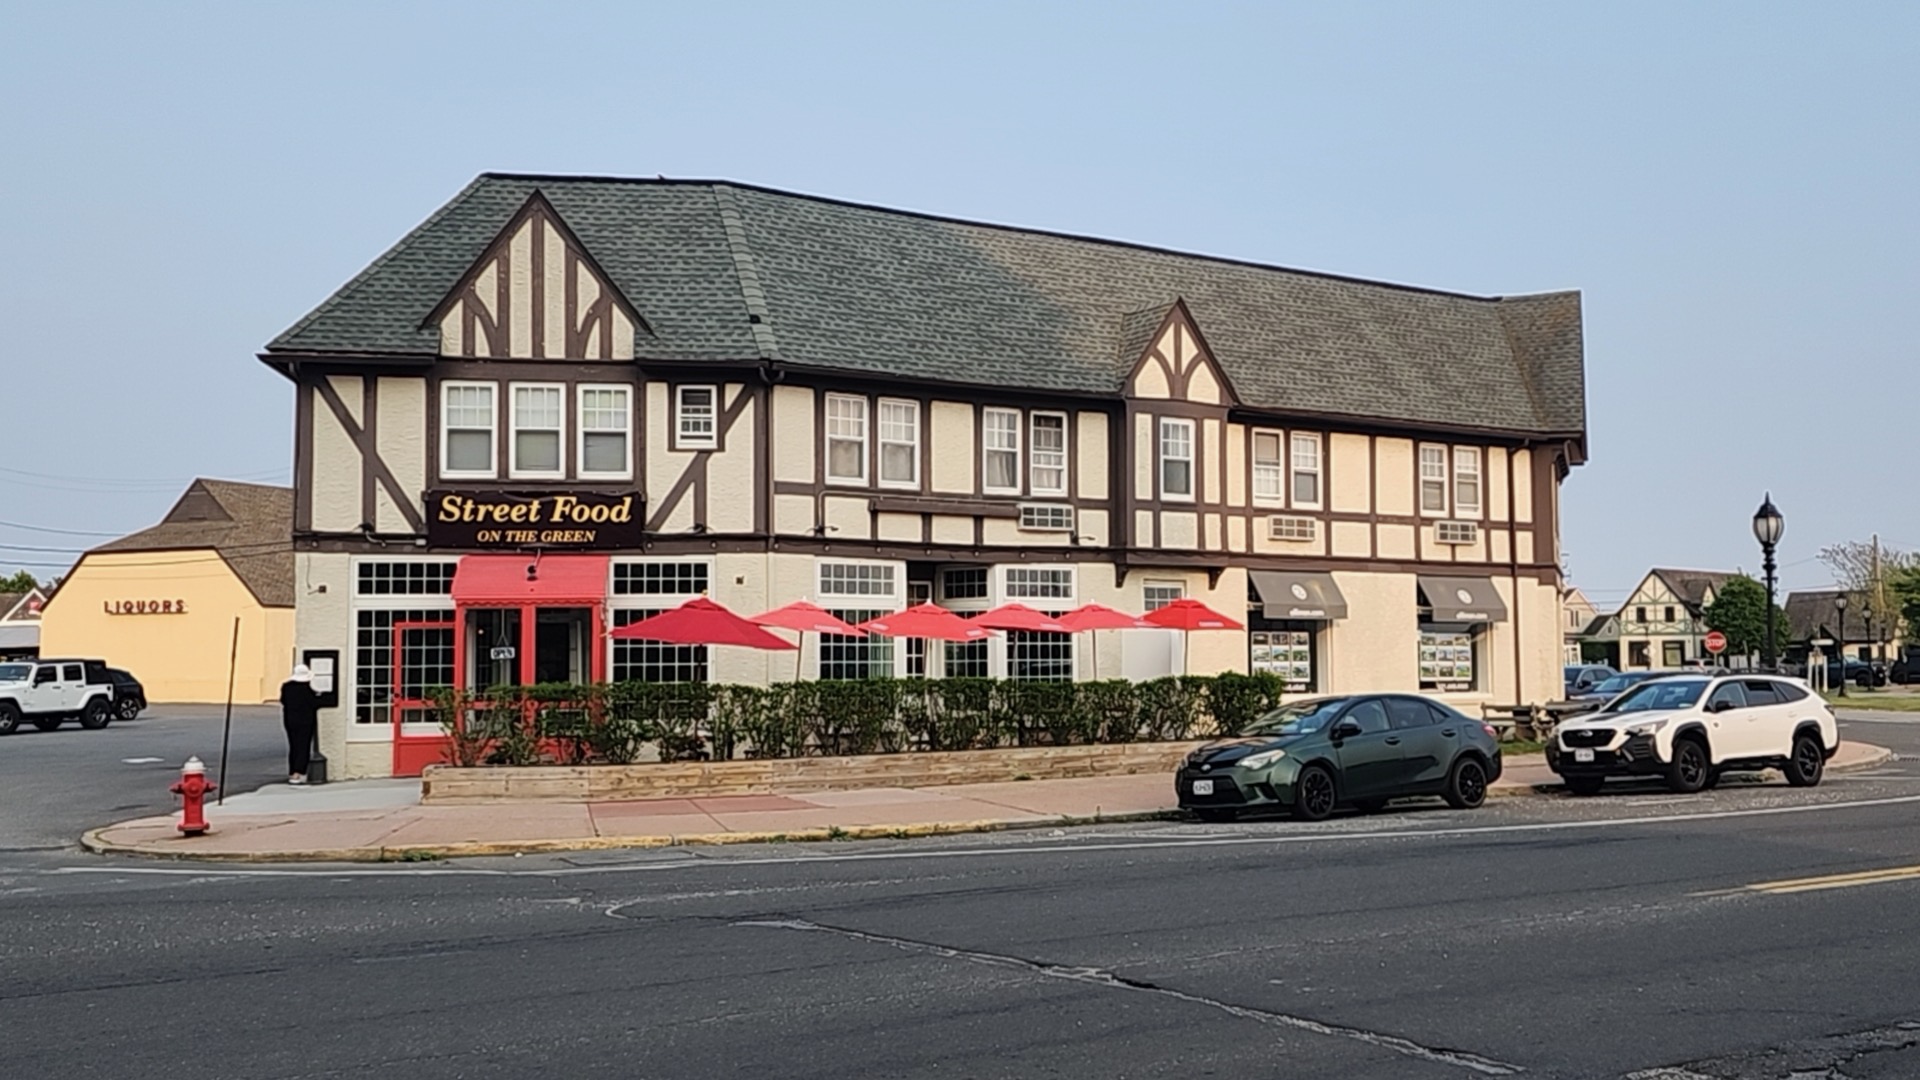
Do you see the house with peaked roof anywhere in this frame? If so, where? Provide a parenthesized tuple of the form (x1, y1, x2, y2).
(37, 480, 294, 703)
(1562, 586, 1597, 665)
(1785, 589, 1903, 666)
(1611, 568, 1735, 670)
(262, 173, 1588, 779)
(0, 587, 49, 658)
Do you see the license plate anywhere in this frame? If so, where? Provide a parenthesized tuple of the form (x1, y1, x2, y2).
(1192, 779, 1214, 795)
(1574, 749, 1594, 763)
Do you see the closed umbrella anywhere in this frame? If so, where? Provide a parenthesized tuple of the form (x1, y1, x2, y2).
(750, 600, 867, 682)
(1057, 602, 1155, 680)
(1142, 598, 1245, 676)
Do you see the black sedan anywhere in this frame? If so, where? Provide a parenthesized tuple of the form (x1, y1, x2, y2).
(1176, 694, 1503, 822)
(106, 667, 146, 721)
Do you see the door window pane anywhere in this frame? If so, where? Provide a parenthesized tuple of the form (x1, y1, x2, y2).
(1342, 699, 1390, 734)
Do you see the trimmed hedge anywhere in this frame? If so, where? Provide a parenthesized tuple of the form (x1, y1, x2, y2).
(434, 673, 1290, 767)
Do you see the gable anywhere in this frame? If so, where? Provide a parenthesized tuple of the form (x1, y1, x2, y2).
(1623, 572, 1675, 608)
(1123, 300, 1238, 406)
(427, 192, 643, 361)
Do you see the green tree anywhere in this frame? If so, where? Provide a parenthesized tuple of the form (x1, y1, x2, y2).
(0, 570, 38, 594)
(1703, 574, 1793, 659)
(1889, 565, 1920, 645)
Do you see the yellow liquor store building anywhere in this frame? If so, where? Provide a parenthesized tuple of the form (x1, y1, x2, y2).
(37, 480, 294, 704)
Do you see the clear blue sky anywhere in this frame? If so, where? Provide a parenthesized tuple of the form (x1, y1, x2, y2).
(2, 1, 1914, 610)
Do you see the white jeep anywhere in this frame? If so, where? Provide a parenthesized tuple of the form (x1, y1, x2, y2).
(1546, 673, 1837, 795)
(0, 658, 118, 734)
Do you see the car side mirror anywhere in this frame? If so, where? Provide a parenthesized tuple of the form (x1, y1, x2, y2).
(1331, 721, 1362, 740)
(1707, 699, 1732, 714)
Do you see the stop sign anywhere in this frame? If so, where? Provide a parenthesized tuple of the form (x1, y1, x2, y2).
(1704, 630, 1727, 655)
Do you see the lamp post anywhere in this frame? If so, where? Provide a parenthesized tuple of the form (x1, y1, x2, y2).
(1751, 494, 1784, 672)
(1834, 593, 1848, 698)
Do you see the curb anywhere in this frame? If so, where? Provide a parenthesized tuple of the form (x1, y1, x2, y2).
(79, 745, 1897, 864)
(79, 810, 1187, 864)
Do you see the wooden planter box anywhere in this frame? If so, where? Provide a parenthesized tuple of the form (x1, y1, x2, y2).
(420, 741, 1202, 804)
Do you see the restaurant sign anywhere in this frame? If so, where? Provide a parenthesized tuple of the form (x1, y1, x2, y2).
(427, 490, 644, 549)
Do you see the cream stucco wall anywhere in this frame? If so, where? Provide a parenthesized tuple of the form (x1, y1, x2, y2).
(930, 401, 974, 494)
(772, 386, 814, 484)
(311, 379, 361, 532)
(374, 376, 426, 533)
(1375, 438, 1414, 517)
(1330, 434, 1370, 514)
(40, 552, 293, 704)
(707, 384, 756, 533)
(1075, 410, 1108, 500)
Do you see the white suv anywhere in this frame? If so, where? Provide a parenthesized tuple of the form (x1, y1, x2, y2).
(0, 659, 117, 734)
(1547, 673, 1837, 795)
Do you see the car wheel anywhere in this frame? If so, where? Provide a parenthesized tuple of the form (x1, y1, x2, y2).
(79, 698, 112, 730)
(1444, 757, 1489, 810)
(32, 717, 62, 732)
(1785, 734, 1825, 788)
(1351, 797, 1389, 814)
(0, 702, 19, 735)
(1192, 807, 1239, 823)
(1666, 738, 1710, 794)
(1291, 765, 1337, 822)
(117, 698, 140, 722)
(1565, 775, 1604, 796)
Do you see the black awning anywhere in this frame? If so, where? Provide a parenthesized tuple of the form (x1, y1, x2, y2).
(1249, 570, 1348, 620)
(1418, 575, 1508, 623)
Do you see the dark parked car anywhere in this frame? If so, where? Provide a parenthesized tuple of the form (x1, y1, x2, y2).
(1176, 694, 1503, 822)
(106, 668, 146, 721)
(1564, 665, 1617, 697)
(1569, 670, 1686, 705)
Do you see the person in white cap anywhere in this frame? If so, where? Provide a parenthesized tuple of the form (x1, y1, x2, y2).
(279, 664, 320, 785)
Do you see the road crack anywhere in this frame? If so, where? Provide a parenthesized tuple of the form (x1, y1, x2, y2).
(737, 917, 1524, 1075)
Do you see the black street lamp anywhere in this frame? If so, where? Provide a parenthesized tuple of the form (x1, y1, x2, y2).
(1751, 494, 1785, 672)
(1834, 593, 1848, 698)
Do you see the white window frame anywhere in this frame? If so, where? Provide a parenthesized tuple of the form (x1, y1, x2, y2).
(876, 398, 921, 490)
(1419, 444, 1449, 516)
(1159, 418, 1195, 502)
(675, 385, 718, 450)
(576, 383, 633, 480)
(816, 559, 903, 603)
(1029, 411, 1068, 496)
(1453, 446, 1482, 519)
(1000, 564, 1077, 605)
(1251, 429, 1284, 506)
(1142, 580, 1185, 612)
(982, 407, 1022, 495)
(508, 382, 566, 480)
(608, 557, 715, 685)
(825, 393, 869, 486)
(1290, 433, 1322, 509)
(439, 380, 498, 480)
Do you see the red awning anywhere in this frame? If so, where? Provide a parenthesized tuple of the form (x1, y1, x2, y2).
(450, 554, 610, 606)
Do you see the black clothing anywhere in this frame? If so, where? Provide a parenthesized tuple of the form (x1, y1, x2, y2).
(280, 679, 319, 776)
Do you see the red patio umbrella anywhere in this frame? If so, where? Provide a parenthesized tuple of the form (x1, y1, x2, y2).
(857, 603, 992, 642)
(1142, 598, 1245, 676)
(969, 602, 1072, 633)
(1058, 602, 1156, 680)
(750, 600, 867, 682)
(610, 596, 797, 650)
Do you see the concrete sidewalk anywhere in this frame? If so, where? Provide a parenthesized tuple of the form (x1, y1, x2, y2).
(83, 742, 1895, 862)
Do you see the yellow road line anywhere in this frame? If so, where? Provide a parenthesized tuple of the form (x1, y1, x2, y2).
(1742, 863, 1920, 894)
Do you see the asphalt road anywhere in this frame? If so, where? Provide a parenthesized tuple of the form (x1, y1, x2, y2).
(0, 715, 1917, 1078)
(0, 703, 285, 851)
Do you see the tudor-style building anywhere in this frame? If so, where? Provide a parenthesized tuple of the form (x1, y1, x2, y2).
(263, 174, 1588, 779)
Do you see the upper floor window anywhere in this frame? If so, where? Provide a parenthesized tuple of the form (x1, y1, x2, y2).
(1030, 412, 1067, 496)
(510, 384, 564, 478)
(675, 386, 717, 449)
(820, 561, 899, 598)
(1635, 606, 1647, 624)
(441, 382, 496, 478)
(1420, 445, 1448, 514)
(983, 407, 1021, 494)
(1453, 447, 1482, 517)
(1252, 431, 1283, 504)
(1290, 433, 1321, 507)
(578, 385, 632, 478)
(878, 398, 920, 488)
(1160, 418, 1194, 500)
(1143, 581, 1184, 611)
(826, 394, 868, 484)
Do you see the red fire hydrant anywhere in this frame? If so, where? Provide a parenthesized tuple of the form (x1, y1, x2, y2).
(171, 756, 216, 836)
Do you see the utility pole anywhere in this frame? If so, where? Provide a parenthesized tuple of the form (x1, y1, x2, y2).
(1872, 534, 1886, 666)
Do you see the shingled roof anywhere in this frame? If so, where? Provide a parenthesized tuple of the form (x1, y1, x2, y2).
(1649, 569, 1735, 614)
(267, 174, 1586, 440)
(88, 480, 293, 608)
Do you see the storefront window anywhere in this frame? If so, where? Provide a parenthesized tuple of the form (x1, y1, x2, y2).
(820, 610, 892, 679)
(1007, 631, 1073, 681)
(354, 609, 453, 724)
(1417, 626, 1478, 692)
(945, 639, 989, 678)
(1250, 625, 1316, 692)
(611, 609, 708, 683)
